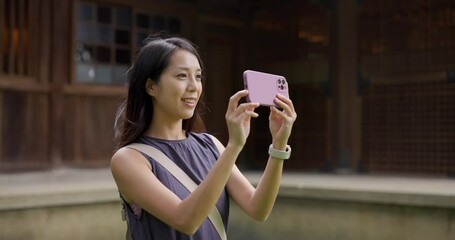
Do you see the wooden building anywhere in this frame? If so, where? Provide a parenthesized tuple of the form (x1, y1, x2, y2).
(0, 0, 454, 176)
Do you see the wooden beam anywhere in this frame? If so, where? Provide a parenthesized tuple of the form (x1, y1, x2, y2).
(64, 84, 126, 97)
(369, 71, 448, 85)
(0, 76, 49, 92)
(199, 14, 245, 29)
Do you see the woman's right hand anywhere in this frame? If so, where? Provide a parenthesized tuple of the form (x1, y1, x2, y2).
(225, 90, 259, 148)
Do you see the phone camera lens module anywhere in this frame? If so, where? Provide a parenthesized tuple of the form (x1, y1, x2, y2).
(276, 77, 288, 92)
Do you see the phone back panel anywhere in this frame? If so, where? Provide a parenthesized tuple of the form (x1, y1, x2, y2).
(243, 70, 289, 106)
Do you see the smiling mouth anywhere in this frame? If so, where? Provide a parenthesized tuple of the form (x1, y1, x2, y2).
(181, 98, 197, 105)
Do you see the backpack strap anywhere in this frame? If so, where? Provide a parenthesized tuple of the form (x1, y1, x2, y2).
(125, 143, 227, 240)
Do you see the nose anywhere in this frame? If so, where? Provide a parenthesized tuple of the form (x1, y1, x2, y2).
(187, 76, 198, 92)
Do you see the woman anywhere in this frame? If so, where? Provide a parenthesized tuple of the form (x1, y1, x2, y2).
(111, 36, 297, 239)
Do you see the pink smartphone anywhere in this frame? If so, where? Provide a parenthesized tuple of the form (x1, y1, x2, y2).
(243, 70, 290, 107)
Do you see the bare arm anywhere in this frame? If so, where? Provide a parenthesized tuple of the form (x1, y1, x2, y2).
(211, 138, 284, 222)
(111, 142, 242, 235)
(221, 94, 297, 221)
(111, 90, 259, 235)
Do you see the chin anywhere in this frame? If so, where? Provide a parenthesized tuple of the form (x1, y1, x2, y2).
(182, 112, 195, 120)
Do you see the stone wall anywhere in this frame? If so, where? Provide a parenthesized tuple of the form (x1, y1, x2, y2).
(0, 202, 126, 240)
(1, 196, 453, 240)
(1, 171, 454, 239)
(229, 196, 455, 240)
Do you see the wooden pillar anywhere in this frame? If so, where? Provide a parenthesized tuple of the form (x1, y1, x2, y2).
(331, 0, 361, 172)
(50, 0, 71, 166)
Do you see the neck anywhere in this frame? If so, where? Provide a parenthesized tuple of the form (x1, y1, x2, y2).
(144, 116, 186, 140)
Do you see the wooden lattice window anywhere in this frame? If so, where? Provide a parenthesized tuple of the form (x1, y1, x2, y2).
(359, 0, 455, 175)
(0, 0, 30, 76)
(75, 1, 183, 85)
(75, 2, 132, 85)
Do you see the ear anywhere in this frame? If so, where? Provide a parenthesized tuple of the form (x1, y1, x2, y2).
(145, 78, 157, 96)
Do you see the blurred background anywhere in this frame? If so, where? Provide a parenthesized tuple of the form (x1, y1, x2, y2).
(0, 0, 454, 239)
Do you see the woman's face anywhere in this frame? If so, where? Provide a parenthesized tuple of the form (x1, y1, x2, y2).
(147, 49, 203, 121)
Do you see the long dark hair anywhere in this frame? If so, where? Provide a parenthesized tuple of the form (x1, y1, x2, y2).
(114, 36, 206, 150)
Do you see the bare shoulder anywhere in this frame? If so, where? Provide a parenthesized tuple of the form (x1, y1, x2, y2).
(204, 133, 225, 154)
(111, 146, 151, 173)
(111, 146, 154, 204)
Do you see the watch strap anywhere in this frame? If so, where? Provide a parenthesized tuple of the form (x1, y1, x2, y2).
(268, 144, 291, 160)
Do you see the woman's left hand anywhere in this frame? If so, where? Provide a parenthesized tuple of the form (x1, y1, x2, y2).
(269, 94, 297, 149)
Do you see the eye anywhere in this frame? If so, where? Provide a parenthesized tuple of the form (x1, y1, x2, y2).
(177, 73, 187, 79)
(196, 74, 203, 81)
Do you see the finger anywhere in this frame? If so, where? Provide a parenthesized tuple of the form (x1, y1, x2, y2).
(276, 94, 293, 106)
(270, 106, 293, 124)
(233, 102, 260, 117)
(227, 90, 249, 112)
(274, 96, 297, 119)
(226, 103, 259, 123)
(273, 98, 292, 116)
(233, 110, 259, 123)
(269, 106, 279, 121)
(276, 94, 296, 114)
(226, 102, 259, 120)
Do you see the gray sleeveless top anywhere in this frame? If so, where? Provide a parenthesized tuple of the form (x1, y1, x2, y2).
(123, 132, 229, 240)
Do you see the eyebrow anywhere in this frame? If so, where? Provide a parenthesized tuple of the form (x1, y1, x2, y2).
(174, 67, 202, 72)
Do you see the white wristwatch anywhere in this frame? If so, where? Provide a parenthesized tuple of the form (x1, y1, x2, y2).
(268, 144, 291, 160)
